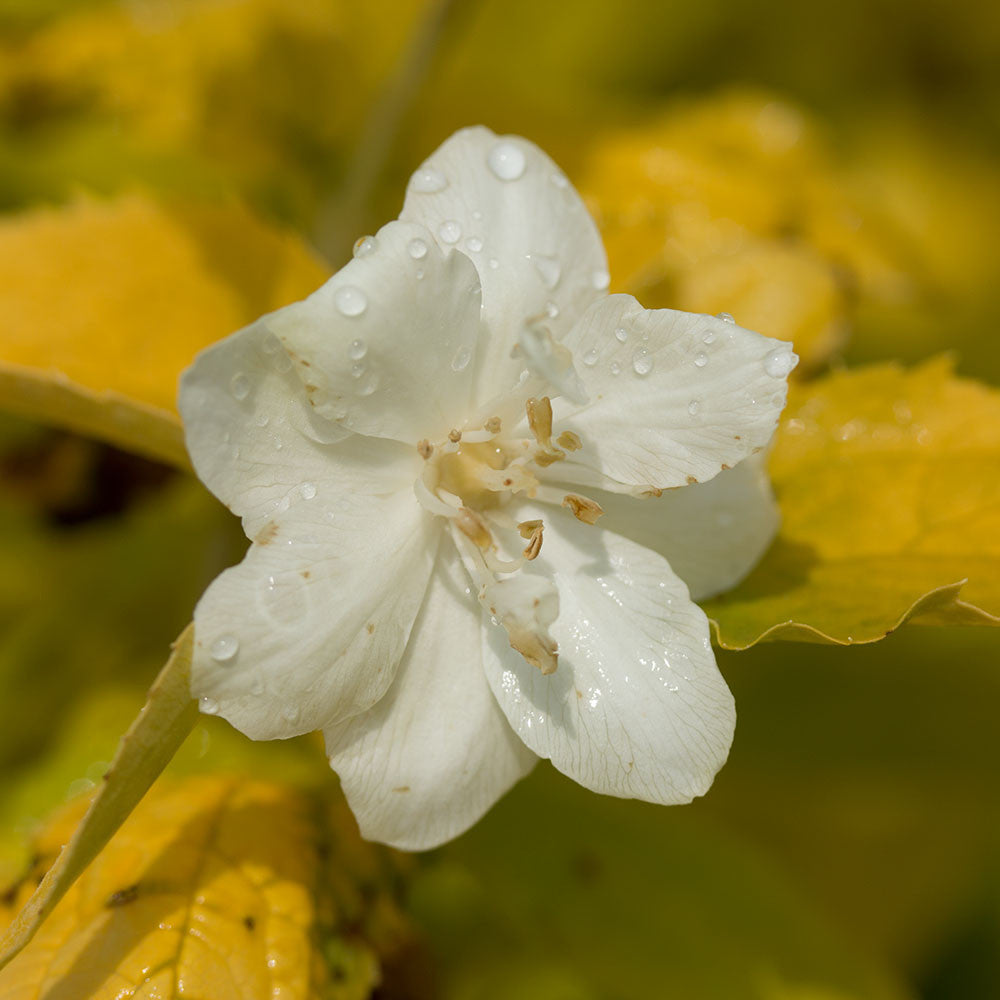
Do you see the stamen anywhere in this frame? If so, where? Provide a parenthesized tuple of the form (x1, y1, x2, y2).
(448, 428, 462, 443)
(417, 439, 433, 460)
(484, 416, 502, 434)
(556, 430, 582, 451)
(562, 493, 605, 525)
(456, 507, 493, 550)
(526, 396, 554, 446)
(519, 520, 544, 560)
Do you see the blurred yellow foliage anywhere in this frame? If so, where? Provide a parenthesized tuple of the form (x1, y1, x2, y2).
(577, 91, 909, 373)
(706, 357, 1000, 647)
(0, 194, 328, 464)
(0, 777, 417, 999)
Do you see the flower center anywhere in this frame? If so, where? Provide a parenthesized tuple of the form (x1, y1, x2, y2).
(412, 398, 605, 676)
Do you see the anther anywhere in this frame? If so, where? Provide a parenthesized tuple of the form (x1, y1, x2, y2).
(556, 430, 582, 451)
(562, 493, 604, 525)
(448, 429, 462, 443)
(518, 519, 544, 560)
(526, 397, 554, 446)
(484, 416, 502, 434)
(417, 439, 433, 459)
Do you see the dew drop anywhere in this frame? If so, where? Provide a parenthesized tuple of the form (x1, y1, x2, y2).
(550, 172, 569, 189)
(717, 311, 736, 324)
(409, 166, 447, 193)
(281, 705, 301, 724)
(545, 300, 559, 318)
(694, 352, 708, 368)
(763, 348, 800, 378)
(438, 220, 462, 244)
(614, 326, 628, 343)
(352, 235, 377, 258)
(488, 258, 500, 270)
(407, 237, 428, 259)
(250, 679, 265, 696)
(451, 345, 472, 372)
(255, 412, 269, 427)
(260, 333, 279, 355)
(358, 375, 378, 396)
(487, 141, 527, 181)
(632, 347, 653, 376)
(300, 482, 317, 500)
(415, 268, 425, 281)
(592, 269, 611, 290)
(273, 351, 292, 374)
(348, 338, 367, 360)
(610, 360, 622, 376)
(472, 210, 484, 221)
(465, 236, 483, 253)
(350, 362, 365, 378)
(229, 372, 250, 400)
(582, 349, 599, 366)
(703, 330, 716, 345)
(529, 253, 561, 289)
(334, 285, 367, 317)
(210, 634, 239, 663)
(199, 696, 219, 715)
(688, 399, 701, 416)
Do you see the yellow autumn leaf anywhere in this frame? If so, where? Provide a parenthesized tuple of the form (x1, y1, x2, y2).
(705, 357, 1000, 648)
(0, 195, 329, 467)
(0, 776, 416, 999)
(576, 90, 907, 374)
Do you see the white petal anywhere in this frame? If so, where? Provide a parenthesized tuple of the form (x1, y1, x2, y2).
(267, 220, 487, 444)
(325, 546, 536, 850)
(191, 474, 438, 740)
(578, 454, 779, 601)
(481, 505, 735, 803)
(554, 295, 796, 493)
(399, 127, 607, 402)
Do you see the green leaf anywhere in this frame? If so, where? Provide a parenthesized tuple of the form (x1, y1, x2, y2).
(0, 626, 198, 972)
(706, 357, 1000, 648)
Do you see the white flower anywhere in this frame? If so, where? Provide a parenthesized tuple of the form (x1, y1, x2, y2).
(179, 127, 796, 850)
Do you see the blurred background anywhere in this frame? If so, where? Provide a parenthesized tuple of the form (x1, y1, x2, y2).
(0, 0, 998, 997)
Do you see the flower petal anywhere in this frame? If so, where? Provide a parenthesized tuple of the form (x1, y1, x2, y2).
(553, 295, 796, 493)
(324, 545, 537, 850)
(579, 454, 780, 601)
(266, 220, 486, 444)
(481, 505, 735, 803)
(191, 470, 438, 740)
(399, 126, 607, 402)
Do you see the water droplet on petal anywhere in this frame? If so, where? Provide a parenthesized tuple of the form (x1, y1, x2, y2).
(260, 333, 279, 355)
(409, 166, 447, 193)
(335, 285, 367, 317)
(582, 349, 599, 366)
(487, 141, 526, 181)
(717, 311, 736, 324)
(545, 301, 559, 318)
(614, 326, 628, 343)
(488, 258, 500, 270)
(472, 210, 484, 221)
(465, 236, 483, 253)
(551, 172, 569, 189)
(407, 237, 428, 259)
(301, 482, 317, 500)
(348, 338, 367, 360)
(763, 348, 799, 378)
(199, 696, 219, 715)
(350, 362, 365, 378)
(281, 705, 301, 724)
(438, 220, 462, 244)
(688, 399, 701, 416)
(610, 361, 621, 376)
(451, 345, 472, 372)
(529, 253, 561, 289)
(632, 347, 653, 376)
(694, 352, 708, 368)
(352, 235, 377, 258)
(229, 373, 250, 400)
(210, 635, 239, 663)
(255, 412, 269, 427)
(250, 679, 265, 696)
(415, 268, 425, 280)
(273, 351, 292, 374)
(703, 330, 716, 344)
(592, 269, 611, 290)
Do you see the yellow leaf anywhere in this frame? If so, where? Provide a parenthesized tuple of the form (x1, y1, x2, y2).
(0, 195, 329, 466)
(576, 90, 904, 374)
(0, 775, 416, 999)
(0, 627, 198, 972)
(705, 357, 1000, 648)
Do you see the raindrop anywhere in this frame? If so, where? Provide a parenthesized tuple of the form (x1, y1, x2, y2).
(301, 482, 317, 500)
(348, 338, 367, 360)
(407, 237, 428, 259)
(487, 141, 527, 181)
(451, 345, 472, 372)
(415, 268, 425, 281)
(703, 330, 716, 345)
(610, 361, 622, 376)
(592, 269, 611, 290)
(260, 334, 279, 355)
(488, 258, 500, 270)
(210, 635, 239, 663)
(472, 210, 484, 221)
(358, 375, 378, 397)
(614, 327, 628, 343)
(545, 301, 560, 318)
(465, 236, 483, 253)
(409, 167, 447, 193)
(281, 705, 301, 724)
(551, 172, 569, 189)
(255, 413, 269, 427)
(763, 348, 799, 378)
(632, 348, 653, 376)
(250, 679, 265, 696)
(199, 697, 219, 715)
(438, 220, 462, 244)
(694, 352, 708, 368)
(687, 399, 700, 416)
(352, 235, 377, 258)
(529, 253, 561, 289)
(229, 373, 250, 400)
(582, 349, 599, 366)
(350, 363, 365, 378)
(716, 311, 736, 324)
(334, 285, 367, 317)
